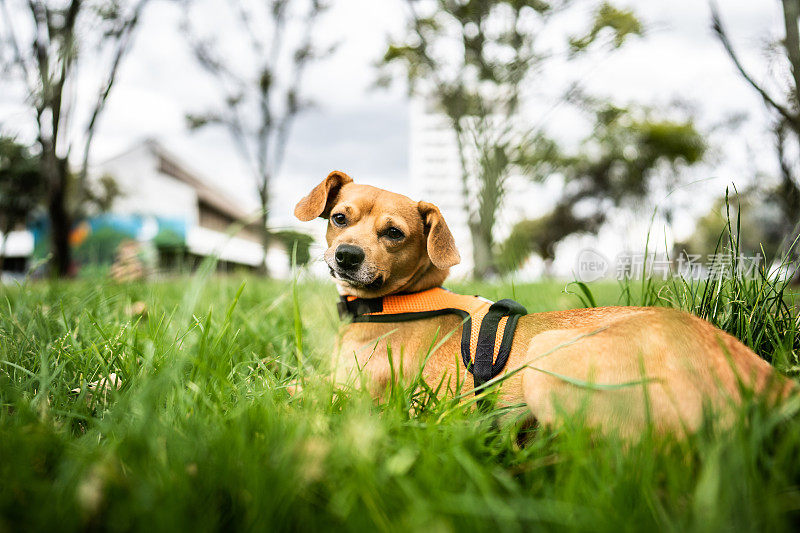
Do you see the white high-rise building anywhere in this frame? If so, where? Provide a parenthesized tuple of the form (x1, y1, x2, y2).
(409, 97, 555, 278)
(409, 96, 676, 280)
(409, 97, 473, 276)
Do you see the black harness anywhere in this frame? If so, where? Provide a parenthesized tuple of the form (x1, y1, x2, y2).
(338, 289, 527, 395)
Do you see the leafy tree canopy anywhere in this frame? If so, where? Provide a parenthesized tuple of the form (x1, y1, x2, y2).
(498, 104, 706, 273)
(272, 229, 314, 267)
(0, 137, 44, 233)
(380, 0, 644, 278)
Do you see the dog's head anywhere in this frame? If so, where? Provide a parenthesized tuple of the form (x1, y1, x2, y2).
(294, 171, 460, 297)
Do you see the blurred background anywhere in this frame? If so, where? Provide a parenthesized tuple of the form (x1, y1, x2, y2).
(0, 0, 797, 282)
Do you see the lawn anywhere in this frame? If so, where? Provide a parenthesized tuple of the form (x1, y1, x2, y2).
(1, 270, 799, 532)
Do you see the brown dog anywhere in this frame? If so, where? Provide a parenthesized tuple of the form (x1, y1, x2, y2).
(295, 171, 790, 436)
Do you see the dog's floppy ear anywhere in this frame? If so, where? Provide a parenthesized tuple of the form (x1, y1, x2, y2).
(294, 171, 353, 221)
(418, 201, 460, 270)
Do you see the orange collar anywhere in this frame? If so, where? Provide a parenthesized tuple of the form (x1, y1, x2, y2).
(338, 287, 527, 392)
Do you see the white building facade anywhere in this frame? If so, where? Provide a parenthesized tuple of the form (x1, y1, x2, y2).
(95, 139, 268, 271)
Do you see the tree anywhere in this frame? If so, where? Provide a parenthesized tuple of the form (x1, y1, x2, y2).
(380, 0, 641, 278)
(676, 191, 787, 263)
(181, 0, 331, 275)
(497, 104, 706, 273)
(0, 0, 150, 276)
(711, 1, 800, 258)
(0, 137, 45, 271)
(272, 229, 314, 267)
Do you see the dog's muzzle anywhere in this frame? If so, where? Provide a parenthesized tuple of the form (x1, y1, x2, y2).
(326, 244, 383, 290)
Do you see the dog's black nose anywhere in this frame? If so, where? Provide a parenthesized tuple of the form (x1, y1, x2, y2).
(335, 244, 365, 270)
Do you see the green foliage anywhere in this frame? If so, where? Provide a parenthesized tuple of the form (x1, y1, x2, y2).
(79, 173, 122, 215)
(271, 229, 314, 267)
(0, 270, 798, 530)
(381, 0, 643, 278)
(498, 104, 706, 271)
(562, 105, 706, 203)
(497, 208, 599, 271)
(636, 119, 705, 164)
(72, 226, 129, 266)
(0, 137, 44, 234)
(570, 2, 643, 52)
(381, 44, 430, 89)
(153, 228, 187, 249)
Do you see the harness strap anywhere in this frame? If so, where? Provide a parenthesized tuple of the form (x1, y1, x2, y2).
(473, 299, 528, 391)
(337, 296, 383, 317)
(338, 287, 527, 396)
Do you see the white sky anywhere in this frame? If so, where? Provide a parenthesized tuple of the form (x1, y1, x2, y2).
(0, 0, 786, 239)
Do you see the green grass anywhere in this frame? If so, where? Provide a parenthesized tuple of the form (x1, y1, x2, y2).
(1, 267, 799, 531)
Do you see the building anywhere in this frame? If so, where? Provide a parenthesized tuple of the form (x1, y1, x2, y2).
(0, 229, 34, 274)
(409, 97, 471, 274)
(409, 97, 552, 277)
(1, 139, 287, 276)
(93, 139, 267, 272)
(409, 97, 676, 280)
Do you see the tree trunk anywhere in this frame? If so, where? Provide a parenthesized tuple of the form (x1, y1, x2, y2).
(780, 2, 800, 268)
(473, 171, 502, 280)
(258, 184, 270, 276)
(540, 257, 556, 279)
(42, 150, 72, 277)
(48, 175, 72, 277)
(782, 0, 800, 110)
(0, 230, 8, 274)
(789, 135, 800, 286)
(780, 126, 800, 256)
(259, 216, 271, 277)
(469, 220, 495, 280)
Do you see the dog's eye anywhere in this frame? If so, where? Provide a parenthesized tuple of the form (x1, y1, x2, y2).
(331, 213, 346, 227)
(384, 227, 405, 240)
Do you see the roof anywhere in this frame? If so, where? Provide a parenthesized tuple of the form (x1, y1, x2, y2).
(143, 139, 254, 223)
(102, 138, 255, 224)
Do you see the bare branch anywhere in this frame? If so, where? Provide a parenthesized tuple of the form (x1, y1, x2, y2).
(402, 0, 479, 222)
(0, 0, 34, 89)
(773, 119, 800, 224)
(711, 1, 800, 128)
(182, 8, 260, 178)
(51, 0, 83, 158)
(252, 0, 293, 182)
(78, 0, 151, 184)
(271, 1, 327, 177)
(781, 0, 800, 109)
(28, 0, 52, 116)
(267, 0, 289, 68)
(183, 0, 331, 268)
(187, 33, 246, 87)
(233, 0, 266, 56)
(225, 107, 261, 179)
